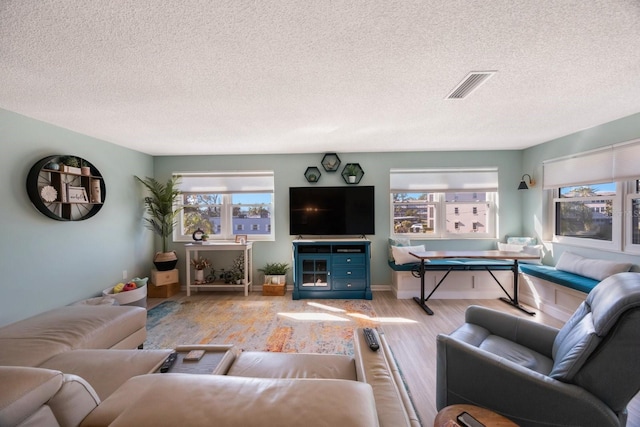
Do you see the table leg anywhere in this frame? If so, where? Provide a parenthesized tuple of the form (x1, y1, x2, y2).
(499, 260, 535, 315)
(413, 260, 434, 315)
(186, 249, 192, 296)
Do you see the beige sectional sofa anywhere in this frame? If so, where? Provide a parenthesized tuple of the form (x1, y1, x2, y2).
(0, 301, 419, 426)
(1, 306, 419, 427)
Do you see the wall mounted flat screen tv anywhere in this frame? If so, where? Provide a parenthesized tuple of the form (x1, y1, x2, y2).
(289, 186, 375, 236)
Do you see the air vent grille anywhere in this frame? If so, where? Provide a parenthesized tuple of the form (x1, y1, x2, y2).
(446, 71, 496, 99)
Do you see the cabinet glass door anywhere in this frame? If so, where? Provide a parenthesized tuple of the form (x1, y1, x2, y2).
(301, 257, 329, 287)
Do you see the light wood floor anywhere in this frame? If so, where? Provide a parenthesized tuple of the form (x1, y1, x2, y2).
(148, 291, 639, 427)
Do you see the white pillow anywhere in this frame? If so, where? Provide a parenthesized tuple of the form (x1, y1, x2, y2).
(555, 252, 632, 281)
(507, 236, 537, 245)
(497, 242, 542, 264)
(497, 242, 525, 252)
(521, 245, 543, 265)
(391, 245, 425, 265)
(388, 237, 411, 261)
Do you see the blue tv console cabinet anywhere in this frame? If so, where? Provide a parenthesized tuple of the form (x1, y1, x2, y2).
(292, 239, 372, 300)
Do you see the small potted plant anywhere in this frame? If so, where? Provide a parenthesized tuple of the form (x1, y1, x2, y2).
(230, 253, 245, 284)
(259, 262, 289, 285)
(190, 257, 211, 283)
(344, 164, 359, 183)
(80, 159, 91, 176)
(61, 156, 81, 174)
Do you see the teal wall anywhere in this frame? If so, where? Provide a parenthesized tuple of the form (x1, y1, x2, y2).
(155, 150, 524, 288)
(0, 109, 154, 325)
(2, 105, 638, 326)
(521, 112, 640, 265)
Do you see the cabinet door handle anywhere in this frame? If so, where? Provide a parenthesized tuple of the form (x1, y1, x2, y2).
(347, 258, 351, 263)
(347, 283, 352, 287)
(347, 271, 352, 275)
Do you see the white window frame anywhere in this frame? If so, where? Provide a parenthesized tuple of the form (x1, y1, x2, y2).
(173, 171, 275, 242)
(624, 181, 640, 254)
(550, 184, 621, 251)
(390, 168, 498, 239)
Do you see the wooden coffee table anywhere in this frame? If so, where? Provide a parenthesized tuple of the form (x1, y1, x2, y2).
(434, 404, 518, 427)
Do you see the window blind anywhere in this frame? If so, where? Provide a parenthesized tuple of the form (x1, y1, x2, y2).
(176, 172, 274, 193)
(390, 168, 498, 192)
(613, 139, 640, 182)
(543, 138, 640, 189)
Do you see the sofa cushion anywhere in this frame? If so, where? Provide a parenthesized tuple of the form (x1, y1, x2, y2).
(39, 349, 172, 400)
(555, 252, 632, 281)
(550, 312, 600, 382)
(227, 351, 357, 380)
(0, 306, 147, 367)
(80, 374, 379, 427)
(519, 264, 600, 294)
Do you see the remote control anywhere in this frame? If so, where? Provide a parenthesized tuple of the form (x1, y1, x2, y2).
(363, 328, 380, 351)
(457, 411, 485, 427)
(159, 352, 178, 373)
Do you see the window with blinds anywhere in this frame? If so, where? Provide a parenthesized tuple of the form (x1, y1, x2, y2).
(544, 138, 640, 252)
(390, 168, 498, 238)
(174, 171, 275, 242)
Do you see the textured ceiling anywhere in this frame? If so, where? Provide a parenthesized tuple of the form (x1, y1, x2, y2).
(1, 1, 640, 156)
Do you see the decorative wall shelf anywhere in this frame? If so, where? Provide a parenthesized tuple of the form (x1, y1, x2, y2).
(321, 153, 341, 172)
(26, 155, 106, 221)
(341, 163, 364, 184)
(304, 166, 321, 183)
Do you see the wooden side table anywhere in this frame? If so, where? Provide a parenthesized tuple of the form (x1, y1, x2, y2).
(434, 404, 518, 427)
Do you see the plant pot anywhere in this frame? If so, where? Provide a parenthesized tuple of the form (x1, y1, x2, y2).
(348, 175, 356, 183)
(265, 274, 286, 285)
(81, 166, 91, 176)
(195, 269, 205, 282)
(154, 251, 178, 271)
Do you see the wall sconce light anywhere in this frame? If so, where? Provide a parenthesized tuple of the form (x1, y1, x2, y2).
(518, 174, 535, 190)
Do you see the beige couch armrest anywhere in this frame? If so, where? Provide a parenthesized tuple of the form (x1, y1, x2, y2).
(354, 328, 420, 427)
(0, 367, 99, 427)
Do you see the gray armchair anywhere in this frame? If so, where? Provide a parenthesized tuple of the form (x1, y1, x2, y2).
(436, 272, 640, 426)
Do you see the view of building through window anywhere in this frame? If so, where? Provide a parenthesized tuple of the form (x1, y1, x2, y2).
(392, 192, 491, 236)
(180, 193, 272, 239)
(555, 183, 615, 241)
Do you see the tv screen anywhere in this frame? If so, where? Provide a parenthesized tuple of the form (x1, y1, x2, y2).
(289, 186, 375, 236)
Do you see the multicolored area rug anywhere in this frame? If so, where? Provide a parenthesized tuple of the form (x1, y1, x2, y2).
(145, 298, 378, 355)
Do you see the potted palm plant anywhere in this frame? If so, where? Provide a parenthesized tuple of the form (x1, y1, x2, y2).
(135, 175, 182, 271)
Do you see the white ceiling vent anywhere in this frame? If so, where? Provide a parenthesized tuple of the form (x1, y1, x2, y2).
(446, 71, 496, 99)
